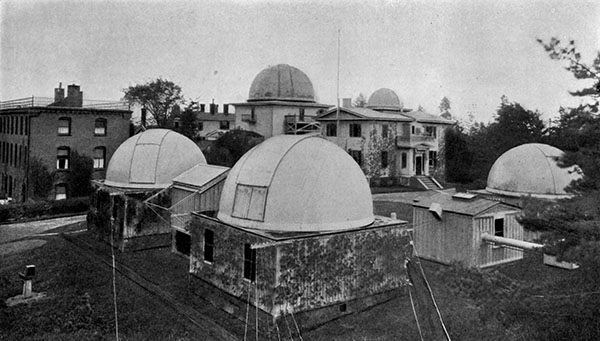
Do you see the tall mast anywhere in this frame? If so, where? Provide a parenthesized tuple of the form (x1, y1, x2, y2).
(336, 28, 341, 144)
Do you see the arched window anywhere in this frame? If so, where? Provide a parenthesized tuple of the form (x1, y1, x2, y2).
(94, 118, 107, 136)
(93, 147, 106, 169)
(55, 183, 67, 200)
(57, 147, 70, 170)
(58, 117, 71, 135)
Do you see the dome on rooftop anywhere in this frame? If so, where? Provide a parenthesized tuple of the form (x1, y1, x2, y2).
(248, 64, 315, 102)
(217, 135, 374, 232)
(486, 143, 581, 199)
(367, 88, 403, 111)
(105, 129, 206, 189)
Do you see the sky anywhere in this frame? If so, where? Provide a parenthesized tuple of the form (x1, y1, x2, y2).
(1, 0, 599, 123)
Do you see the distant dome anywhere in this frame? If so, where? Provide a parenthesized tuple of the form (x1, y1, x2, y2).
(248, 64, 315, 102)
(486, 143, 581, 199)
(367, 88, 403, 111)
(218, 135, 374, 232)
(105, 129, 206, 189)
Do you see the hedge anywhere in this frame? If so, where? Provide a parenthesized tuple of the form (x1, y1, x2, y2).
(0, 197, 90, 224)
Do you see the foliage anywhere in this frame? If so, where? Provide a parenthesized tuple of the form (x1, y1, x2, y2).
(28, 156, 53, 199)
(175, 101, 201, 140)
(204, 129, 263, 167)
(353, 93, 367, 107)
(123, 78, 184, 127)
(362, 126, 396, 178)
(439, 96, 452, 120)
(442, 125, 473, 183)
(67, 150, 94, 198)
(0, 197, 89, 223)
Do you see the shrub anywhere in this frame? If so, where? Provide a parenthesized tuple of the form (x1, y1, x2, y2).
(0, 197, 90, 223)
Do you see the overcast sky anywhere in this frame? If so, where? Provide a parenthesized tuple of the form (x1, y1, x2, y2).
(1, 0, 598, 123)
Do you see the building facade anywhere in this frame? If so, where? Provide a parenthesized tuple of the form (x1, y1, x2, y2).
(232, 64, 330, 138)
(316, 88, 453, 187)
(0, 83, 132, 202)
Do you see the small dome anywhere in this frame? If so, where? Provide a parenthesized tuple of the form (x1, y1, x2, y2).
(218, 135, 374, 232)
(367, 88, 403, 111)
(248, 64, 315, 102)
(105, 129, 206, 189)
(486, 143, 581, 199)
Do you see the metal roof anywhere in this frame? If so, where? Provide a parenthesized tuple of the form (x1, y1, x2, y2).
(248, 64, 315, 102)
(218, 135, 374, 232)
(367, 88, 403, 111)
(412, 190, 509, 216)
(105, 129, 206, 189)
(172, 164, 229, 189)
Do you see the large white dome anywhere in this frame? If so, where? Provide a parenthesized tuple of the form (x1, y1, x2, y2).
(486, 143, 581, 199)
(248, 64, 315, 102)
(217, 135, 374, 232)
(105, 129, 206, 189)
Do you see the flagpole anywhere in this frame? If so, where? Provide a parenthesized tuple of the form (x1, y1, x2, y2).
(336, 28, 340, 144)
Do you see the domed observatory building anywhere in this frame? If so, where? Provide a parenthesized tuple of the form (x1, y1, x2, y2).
(315, 88, 452, 188)
(233, 64, 331, 138)
(188, 135, 410, 329)
(88, 129, 207, 251)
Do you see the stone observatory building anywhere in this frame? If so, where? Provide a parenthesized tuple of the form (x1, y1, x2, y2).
(188, 134, 410, 330)
(88, 129, 207, 251)
(233, 64, 331, 138)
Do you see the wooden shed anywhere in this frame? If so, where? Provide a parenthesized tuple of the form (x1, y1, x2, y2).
(413, 191, 524, 268)
(168, 163, 229, 256)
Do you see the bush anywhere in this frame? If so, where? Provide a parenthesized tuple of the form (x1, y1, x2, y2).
(0, 197, 90, 223)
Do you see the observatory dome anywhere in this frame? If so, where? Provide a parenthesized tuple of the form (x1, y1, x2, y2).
(217, 135, 374, 232)
(105, 129, 206, 189)
(366, 88, 403, 111)
(248, 64, 315, 102)
(486, 143, 581, 199)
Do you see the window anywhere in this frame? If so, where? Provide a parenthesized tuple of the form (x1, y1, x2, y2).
(243, 243, 256, 282)
(381, 151, 389, 168)
(299, 108, 305, 121)
(494, 218, 504, 238)
(198, 122, 204, 131)
(401, 152, 407, 169)
(93, 147, 106, 169)
(250, 107, 256, 121)
(19, 116, 24, 135)
(411, 125, 415, 135)
(94, 118, 107, 136)
(429, 151, 437, 168)
(349, 150, 362, 166)
(425, 126, 437, 138)
(175, 231, 191, 256)
(326, 123, 337, 137)
(382, 124, 389, 138)
(232, 185, 268, 221)
(220, 120, 230, 130)
(57, 147, 70, 170)
(204, 229, 214, 262)
(58, 117, 71, 135)
(55, 184, 67, 200)
(349, 123, 362, 137)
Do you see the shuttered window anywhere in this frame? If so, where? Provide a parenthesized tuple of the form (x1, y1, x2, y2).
(232, 185, 267, 221)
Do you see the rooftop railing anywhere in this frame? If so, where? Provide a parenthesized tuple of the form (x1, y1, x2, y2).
(0, 96, 130, 111)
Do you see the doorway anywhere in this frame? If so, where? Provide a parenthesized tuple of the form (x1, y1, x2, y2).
(415, 155, 423, 175)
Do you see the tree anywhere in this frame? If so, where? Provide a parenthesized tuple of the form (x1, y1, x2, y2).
(353, 93, 367, 108)
(28, 157, 53, 200)
(439, 96, 452, 119)
(67, 150, 94, 198)
(174, 102, 200, 140)
(442, 125, 473, 183)
(123, 78, 184, 128)
(362, 126, 396, 179)
(204, 129, 264, 167)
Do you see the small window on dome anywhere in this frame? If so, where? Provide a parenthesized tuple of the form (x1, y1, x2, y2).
(232, 184, 267, 221)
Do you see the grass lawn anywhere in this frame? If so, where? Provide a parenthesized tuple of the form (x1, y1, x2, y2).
(1, 228, 569, 340)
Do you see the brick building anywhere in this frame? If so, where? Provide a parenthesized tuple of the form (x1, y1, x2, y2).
(0, 83, 132, 202)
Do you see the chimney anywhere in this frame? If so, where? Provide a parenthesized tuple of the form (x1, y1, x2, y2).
(342, 98, 352, 108)
(223, 104, 229, 114)
(141, 107, 147, 128)
(66, 84, 83, 107)
(54, 82, 64, 103)
(210, 99, 217, 115)
(199, 103, 206, 112)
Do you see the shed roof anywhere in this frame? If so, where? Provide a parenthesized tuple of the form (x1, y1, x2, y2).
(172, 164, 229, 189)
(412, 190, 516, 216)
(318, 107, 453, 124)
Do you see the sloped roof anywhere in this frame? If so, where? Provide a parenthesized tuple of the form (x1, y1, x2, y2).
(487, 143, 582, 199)
(317, 106, 413, 122)
(105, 129, 206, 189)
(401, 110, 454, 125)
(412, 190, 515, 216)
(172, 164, 229, 190)
(217, 135, 374, 232)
